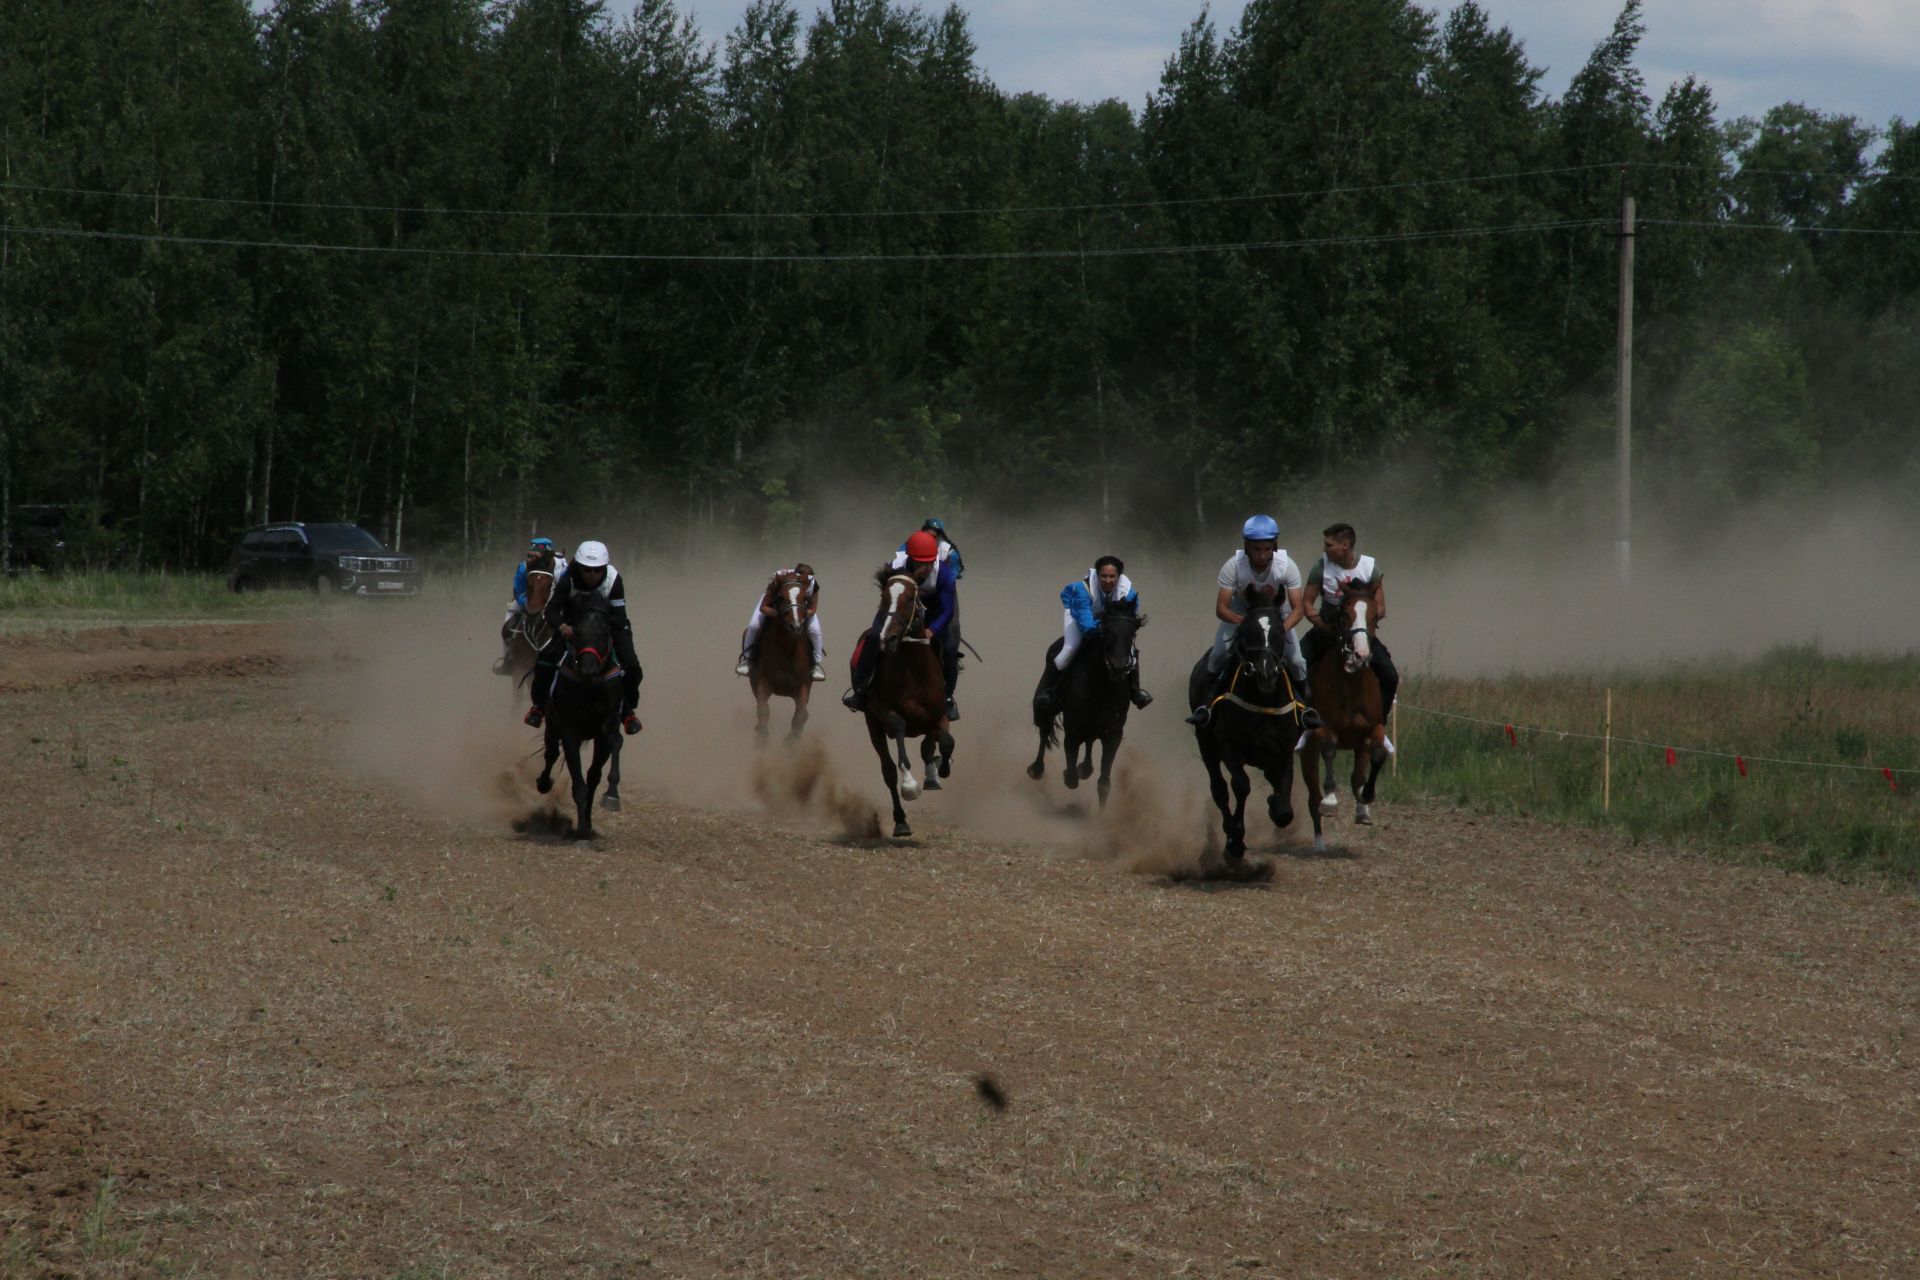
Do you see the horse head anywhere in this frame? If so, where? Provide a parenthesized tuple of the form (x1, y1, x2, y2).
(1234, 601, 1287, 697)
(772, 571, 808, 635)
(569, 597, 615, 680)
(1099, 598, 1144, 683)
(876, 572, 923, 655)
(1337, 577, 1381, 673)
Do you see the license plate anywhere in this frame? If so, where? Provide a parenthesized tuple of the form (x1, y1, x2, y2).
(378, 580, 405, 590)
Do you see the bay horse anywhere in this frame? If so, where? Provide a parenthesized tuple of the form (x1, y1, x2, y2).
(535, 596, 625, 839)
(747, 569, 814, 741)
(859, 570, 955, 838)
(1187, 596, 1305, 860)
(1303, 576, 1388, 835)
(1025, 599, 1145, 810)
(506, 554, 558, 704)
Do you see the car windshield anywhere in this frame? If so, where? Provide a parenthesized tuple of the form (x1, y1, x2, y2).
(306, 524, 386, 554)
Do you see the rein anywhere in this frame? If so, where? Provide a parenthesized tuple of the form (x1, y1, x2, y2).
(1208, 659, 1306, 718)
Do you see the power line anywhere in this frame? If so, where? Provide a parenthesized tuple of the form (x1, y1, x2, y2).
(1640, 217, 1920, 236)
(0, 162, 1631, 224)
(0, 217, 1613, 264)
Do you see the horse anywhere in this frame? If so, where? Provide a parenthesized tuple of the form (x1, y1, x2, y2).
(1187, 597, 1306, 860)
(860, 570, 955, 838)
(506, 555, 558, 704)
(747, 569, 814, 741)
(1025, 598, 1145, 810)
(535, 595, 626, 839)
(1303, 575, 1388, 834)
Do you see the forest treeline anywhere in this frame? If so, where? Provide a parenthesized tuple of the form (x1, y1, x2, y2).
(0, 0, 1915, 569)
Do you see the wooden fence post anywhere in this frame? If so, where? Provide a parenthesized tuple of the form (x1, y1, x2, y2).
(1603, 687, 1613, 813)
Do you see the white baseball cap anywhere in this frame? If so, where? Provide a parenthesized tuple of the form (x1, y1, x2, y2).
(573, 539, 610, 568)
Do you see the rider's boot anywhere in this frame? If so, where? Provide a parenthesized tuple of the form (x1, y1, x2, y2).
(1296, 674, 1325, 729)
(493, 627, 515, 676)
(1185, 663, 1227, 726)
(734, 651, 752, 677)
(810, 663, 826, 682)
(523, 705, 543, 729)
(841, 686, 867, 711)
(1128, 666, 1153, 710)
(945, 697, 961, 722)
(622, 710, 642, 735)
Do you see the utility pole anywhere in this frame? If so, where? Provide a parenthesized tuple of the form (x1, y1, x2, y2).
(1615, 193, 1635, 590)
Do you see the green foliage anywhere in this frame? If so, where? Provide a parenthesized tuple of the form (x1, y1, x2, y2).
(0, 0, 1913, 565)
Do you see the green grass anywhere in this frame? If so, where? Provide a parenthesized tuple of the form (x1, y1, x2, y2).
(0, 569, 319, 629)
(1396, 646, 1920, 885)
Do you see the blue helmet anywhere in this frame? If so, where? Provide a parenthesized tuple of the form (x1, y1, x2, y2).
(529, 536, 555, 549)
(1241, 514, 1279, 543)
(923, 518, 946, 535)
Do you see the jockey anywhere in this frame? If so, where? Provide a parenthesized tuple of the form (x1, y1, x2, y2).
(896, 518, 963, 580)
(524, 539, 642, 736)
(492, 536, 568, 675)
(844, 529, 961, 720)
(1032, 556, 1153, 713)
(1301, 522, 1399, 719)
(735, 562, 826, 682)
(1184, 514, 1320, 728)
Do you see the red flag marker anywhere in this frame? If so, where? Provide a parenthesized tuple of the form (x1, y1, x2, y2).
(1664, 747, 1677, 768)
(1885, 767, 1898, 792)
(1504, 723, 1517, 746)
(1736, 755, 1748, 777)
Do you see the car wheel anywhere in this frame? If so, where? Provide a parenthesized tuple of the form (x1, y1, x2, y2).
(309, 573, 333, 594)
(232, 576, 257, 594)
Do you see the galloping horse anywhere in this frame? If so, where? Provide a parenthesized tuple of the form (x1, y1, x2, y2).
(1026, 598, 1145, 810)
(506, 555, 558, 703)
(748, 569, 814, 741)
(1303, 576, 1388, 833)
(859, 570, 955, 838)
(1187, 595, 1306, 859)
(535, 596, 625, 838)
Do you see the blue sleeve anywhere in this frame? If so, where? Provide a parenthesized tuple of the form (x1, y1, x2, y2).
(927, 563, 958, 635)
(1126, 587, 1140, 609)
(1061, 582, 1098, 632)
(950, 549, 964, 580)
(513, 563, 528, 608)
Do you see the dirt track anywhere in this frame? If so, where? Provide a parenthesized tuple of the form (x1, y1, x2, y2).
(3, 620, 1918, 1278)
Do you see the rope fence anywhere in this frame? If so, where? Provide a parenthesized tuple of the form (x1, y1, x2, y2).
(1393, 694, 1909, 809)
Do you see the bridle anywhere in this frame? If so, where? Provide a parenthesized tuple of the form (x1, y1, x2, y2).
(879, 573, 931, 648)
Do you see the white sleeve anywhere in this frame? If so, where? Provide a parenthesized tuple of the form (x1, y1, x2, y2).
(1215, 554, 1239, 591)
(1281, 553, 1302, 592)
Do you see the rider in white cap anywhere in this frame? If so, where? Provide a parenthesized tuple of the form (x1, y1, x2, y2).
(524, 539, 642, 734)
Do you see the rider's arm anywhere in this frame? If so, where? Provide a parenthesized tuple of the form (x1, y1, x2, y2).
(1062, 582, 1099, 633)
(925, 566, 958, 634)
(1213, 585, 1242, 625)
(513, 563, 529, 609)
(1283, 585, 1307, 632)
(1373, 578, 1387, 625)
(1302, 562, 1331, 629)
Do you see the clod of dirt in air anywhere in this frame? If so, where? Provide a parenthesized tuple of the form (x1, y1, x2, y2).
(974, 1073, 1008, 1112)
(511, 806, 570, 839)
(750, 740, 881, 839)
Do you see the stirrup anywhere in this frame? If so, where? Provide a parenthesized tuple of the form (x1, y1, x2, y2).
(842, 687, 865, 711)
(1300, 706, 1324, 729)
(1184, 705, 1210, 727)
(492, 656, 513, 676)
(1131, 688, 1154, 709)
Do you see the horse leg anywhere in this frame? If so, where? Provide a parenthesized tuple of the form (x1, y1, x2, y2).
(1219, 741, 1253, 860)
(580, 732, 611, 827)
(1264, 748, 1295, 832)
(1027, 712, 1051, 781)
(868, 717, 909, 838)
(938, 730, 954, 779)
(752, 678, 771, 741)
(536, 720, 560, 795)
(888, 712, 920, 803)
(1061, 729, 1081, 790)
(789, 685, 810, 742)
(920, 735, 943, 791)
(1318, 737, 1340, 813)
(561, 732, 592, 839)
(1095, 733, 1119, 811)
(1301, 734, 1326, 852)
(1356, 736, 1388, 822)
(1198, 734, 1235, 858)
(601, 731, 622, 812)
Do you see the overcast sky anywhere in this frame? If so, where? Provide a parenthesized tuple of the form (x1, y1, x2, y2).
(675, 0, 1916, 130)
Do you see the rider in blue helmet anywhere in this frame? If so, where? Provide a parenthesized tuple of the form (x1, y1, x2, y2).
(494, 535, 568, 674)
(1184, 514, 1321, 728)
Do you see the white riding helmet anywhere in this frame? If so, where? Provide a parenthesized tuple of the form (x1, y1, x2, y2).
(573, 539, 610, 568)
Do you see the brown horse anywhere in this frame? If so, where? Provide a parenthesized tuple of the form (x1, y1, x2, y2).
(1302, 576, 1388, 845)
(506, 556, 558, 703)
(748, 570, 814, 740)
(861, 571, 955, 838)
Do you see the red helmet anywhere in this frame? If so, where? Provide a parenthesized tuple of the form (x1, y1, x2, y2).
(905, 530, 940, 563)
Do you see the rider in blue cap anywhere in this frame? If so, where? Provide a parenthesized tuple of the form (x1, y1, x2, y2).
(1184, 514, 1320, 728)
(494, 536, 568, 674)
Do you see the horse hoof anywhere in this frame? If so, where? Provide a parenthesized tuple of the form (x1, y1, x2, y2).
(923, 776, 942, 791)
(1319, 794, 1339, 814)
(899, 777, 920, 802)
(1224, 843, 1246, 862)
(1312, 835, 1329, 853)
(602, 795, 622, 812)
(1354, 804, 1372, 825)
(1078, 762, 1094, 780)
(939, 759, 951, 779)
(892, 822, 912, 838)
(1063, 770, 1078, 790)
(1025, 761, 1044, 781)
(1270, 802, 1294, 830)
(536, 776, 553, 795)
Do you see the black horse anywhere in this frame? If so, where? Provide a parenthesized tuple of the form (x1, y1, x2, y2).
(1188, 600, 1305, 860)
(535, 597, 625, 838)
(1026, 599, 1145, 810)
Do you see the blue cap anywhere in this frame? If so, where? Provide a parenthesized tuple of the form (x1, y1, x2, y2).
(529, 536, 554, 548)
(924, 518, 945, 533)
(1241, 514, 1279, 542)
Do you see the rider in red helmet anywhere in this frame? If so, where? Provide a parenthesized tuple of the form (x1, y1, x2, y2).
(843, 529, 962, 718)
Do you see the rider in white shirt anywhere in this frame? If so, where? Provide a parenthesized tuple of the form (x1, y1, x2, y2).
(735, 563, 826, 682)
(1185, 514, 1319, 727)
(1301, 522, 1397, 719)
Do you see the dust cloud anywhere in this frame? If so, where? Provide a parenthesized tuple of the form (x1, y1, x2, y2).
(308, 481, 1920, 858)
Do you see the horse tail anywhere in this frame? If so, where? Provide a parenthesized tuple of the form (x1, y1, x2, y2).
(1034, 703, 1058, 751)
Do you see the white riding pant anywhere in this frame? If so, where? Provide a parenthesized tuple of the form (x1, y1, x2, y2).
(1054, 609, 1084, 670)
(1209, 619, 1305, 681)
(744, 606, 824, 664)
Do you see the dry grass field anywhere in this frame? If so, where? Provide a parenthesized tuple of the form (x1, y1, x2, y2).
(4, 617, 1919, 1278)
